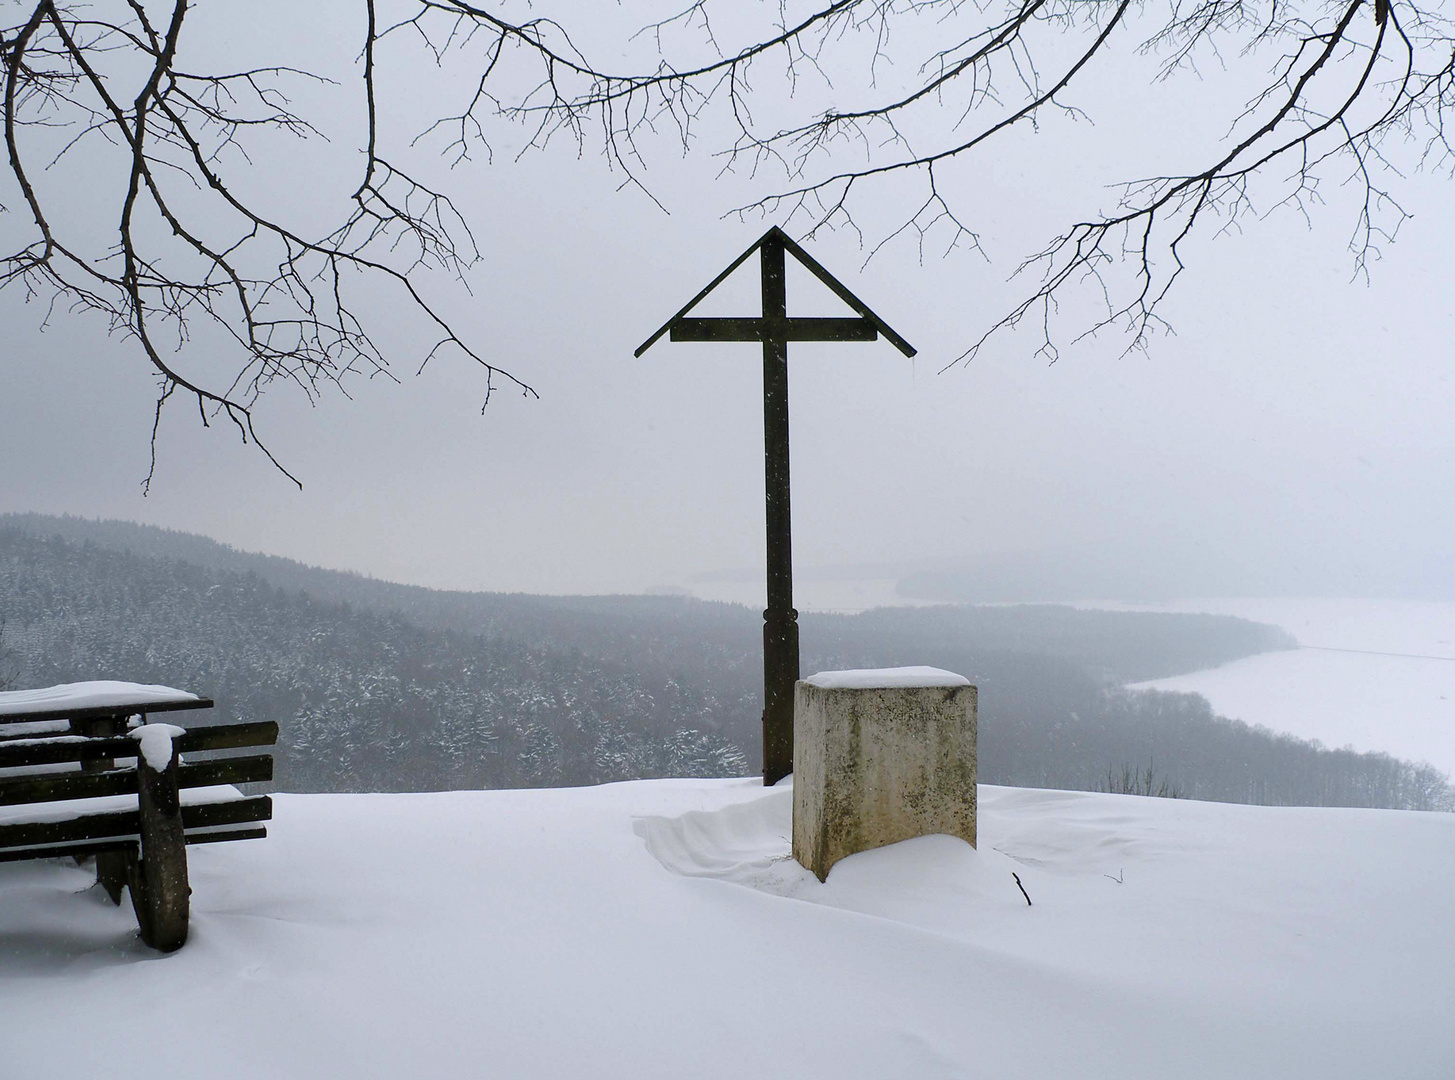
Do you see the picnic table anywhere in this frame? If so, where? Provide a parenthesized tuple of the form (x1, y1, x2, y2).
(0, 681, 276, 951)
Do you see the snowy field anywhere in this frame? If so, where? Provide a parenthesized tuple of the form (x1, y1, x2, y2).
(1120, 599, 1455, 776)
(2, 779, 1451, 1080)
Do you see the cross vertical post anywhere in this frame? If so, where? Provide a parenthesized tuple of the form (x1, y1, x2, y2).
(635, 226, 915, 786)
(759, 231, 797, 786)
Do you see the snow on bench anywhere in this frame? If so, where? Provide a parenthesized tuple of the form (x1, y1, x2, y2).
(0, 683, 276, 951)
(0, 680, 203, 720)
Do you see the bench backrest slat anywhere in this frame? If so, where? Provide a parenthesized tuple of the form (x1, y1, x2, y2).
(0, 722, 72, 742)
(0, 754, 274, 808)
(0, 720, 278, 771)
(0, 795, 272, 853)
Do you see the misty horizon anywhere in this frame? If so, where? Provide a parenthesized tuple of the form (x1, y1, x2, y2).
(2, 1, 1450, 604)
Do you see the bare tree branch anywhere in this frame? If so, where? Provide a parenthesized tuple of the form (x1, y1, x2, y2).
(389, 0, 1448, 362)
(4, 0, 1450, 481)
(3, 0, 536, 489)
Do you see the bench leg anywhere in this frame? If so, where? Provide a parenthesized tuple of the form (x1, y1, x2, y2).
(130, 745, 190, 952)
(97, 851, 129, 905)
(72, 711, 130, 902)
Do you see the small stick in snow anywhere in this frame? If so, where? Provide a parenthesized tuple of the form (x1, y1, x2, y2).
(1012, 872, 1032, 907)
(1105, 869, 1124, 884)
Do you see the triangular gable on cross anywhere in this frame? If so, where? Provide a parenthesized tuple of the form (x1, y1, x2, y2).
(635, 226, 916, 357)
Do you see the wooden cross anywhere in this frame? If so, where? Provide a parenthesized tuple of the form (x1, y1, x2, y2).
(637, 226, 916, 785)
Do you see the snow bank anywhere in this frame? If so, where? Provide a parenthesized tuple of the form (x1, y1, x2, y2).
(0, 681, 200, 718)
(1, 779, 1448, 1080)
(803, 666, 970, 689)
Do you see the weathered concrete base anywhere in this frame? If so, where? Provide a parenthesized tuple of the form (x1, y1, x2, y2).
(792, 668, 977, 882)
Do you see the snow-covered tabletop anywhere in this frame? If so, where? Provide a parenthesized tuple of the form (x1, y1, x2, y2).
(0, 681, 210, 722)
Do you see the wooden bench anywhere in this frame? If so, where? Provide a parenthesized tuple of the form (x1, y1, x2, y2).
(0, 682, 276, 951)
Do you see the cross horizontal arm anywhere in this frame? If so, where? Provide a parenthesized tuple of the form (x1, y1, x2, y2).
(669, 317, 878, 344)
(777, 233, 917, 358)
(634, 232, 769, 357)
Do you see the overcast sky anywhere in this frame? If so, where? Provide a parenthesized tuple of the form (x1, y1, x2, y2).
(2, 1, 1451, 604)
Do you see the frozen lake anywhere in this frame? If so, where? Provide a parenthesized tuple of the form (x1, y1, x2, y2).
(1119, 599, 1455, 778)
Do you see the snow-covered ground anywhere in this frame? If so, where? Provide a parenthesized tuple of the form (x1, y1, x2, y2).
(2, 779, 1450, 1079)
(1119, 599, 1455, 776)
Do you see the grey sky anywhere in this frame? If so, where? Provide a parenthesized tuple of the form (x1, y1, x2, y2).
(2, 1, 1450, 603)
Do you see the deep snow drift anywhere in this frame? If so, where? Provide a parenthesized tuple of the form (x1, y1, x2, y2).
(1, 779, 1451, 1080)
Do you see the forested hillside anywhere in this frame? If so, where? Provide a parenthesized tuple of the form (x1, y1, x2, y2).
(0, 512, 1293, 681)
(1, 517, 1449, 809)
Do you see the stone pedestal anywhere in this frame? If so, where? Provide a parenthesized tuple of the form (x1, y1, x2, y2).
(792, 667, 977, 881)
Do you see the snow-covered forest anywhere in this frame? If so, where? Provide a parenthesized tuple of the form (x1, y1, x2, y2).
(3, 515, 1448, 809)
